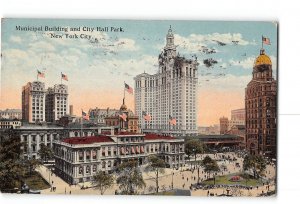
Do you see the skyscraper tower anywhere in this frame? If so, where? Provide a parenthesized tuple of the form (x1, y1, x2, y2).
(134, 27, 198, 136)
(22, 81, 46, 123)
(245, 48, 277, 158)
(45, 84, 69, 122)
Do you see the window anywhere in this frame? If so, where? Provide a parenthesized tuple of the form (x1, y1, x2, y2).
(86, 166, 90, 174)
(79, 151, 84, 161)
(93, 165, 97, 173)
(92, 150, 97, 160)
(86, 151, 90, 160)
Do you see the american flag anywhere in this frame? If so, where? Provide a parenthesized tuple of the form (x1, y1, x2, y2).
(61, 73, 68, 81)
(125, 83, 133, 94)
(82, 110, 89, 120)
(169, 115, 177, 125)
(262, 36, 271, 45)
(119, 113, 127, 121)
(37, 70, 45, 78)
(142, 111, 151, 121)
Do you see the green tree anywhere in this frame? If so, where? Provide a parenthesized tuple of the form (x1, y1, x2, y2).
(92, 171, 114, 195)
(38, 143, 54, 163)
(145, 155, 166, 193)
(116, 160, 145, 195)
(201, 156, 220, 184)
(0, 131, 26, 191)
(243, 154, 267, 179)
(185, 139, 204, 168)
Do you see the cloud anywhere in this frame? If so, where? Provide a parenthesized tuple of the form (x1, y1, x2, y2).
(156, 32, 255, 54)
(9, 36, 22, 43)
(201, 74, 252, 91)
(28, 41, 56, 52)
(229, 57, 256, 69)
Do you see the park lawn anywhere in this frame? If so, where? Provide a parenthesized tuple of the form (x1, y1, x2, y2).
(24, 171, 50, 190)
(202, 175, 262, 186)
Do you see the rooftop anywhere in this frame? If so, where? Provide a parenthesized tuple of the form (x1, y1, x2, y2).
(197, 134, 242, 140)
(144, 134, 176, 140)
(62, 136, 114, 145)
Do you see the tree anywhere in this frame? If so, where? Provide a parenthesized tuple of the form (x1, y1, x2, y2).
(145, 155, 166, 193)
(243, 154, 267, 179)
(0, 131, 26, 191)
(185, 139, 204, 168)
(201, 156, 220, 184)
(26, 158, 41, 176)
(116, 160, 145, 195)
(38, 143, 54, 163)
(92, 171, 114, 195)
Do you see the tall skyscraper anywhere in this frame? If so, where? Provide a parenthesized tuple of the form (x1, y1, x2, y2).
(245, 48, 277, 158)
(134, 27, 198, 136)
(22, 81, 46, 123)
(45, 84, 69, 122)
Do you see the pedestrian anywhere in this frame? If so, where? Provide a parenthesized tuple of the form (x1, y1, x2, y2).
(187, 178, 188, 182)
(69, 190, 71, 194)
(65, 187, 66, 194)
(207, 190, 209, 196)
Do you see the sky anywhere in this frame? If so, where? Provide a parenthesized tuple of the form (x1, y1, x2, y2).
(1, 19, 278, 126)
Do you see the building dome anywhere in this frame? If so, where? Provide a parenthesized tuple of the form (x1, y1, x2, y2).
(120, 98, 127, 111)
(254, 49, 272, 66)
(120, 104, 127, 111)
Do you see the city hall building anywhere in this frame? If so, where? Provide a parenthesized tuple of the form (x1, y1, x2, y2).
(53, 130, 185, 184)
(134, 27, 198, 137)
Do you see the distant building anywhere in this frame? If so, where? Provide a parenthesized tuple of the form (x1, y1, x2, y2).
(219, 116, 229, 134)
(88, 107, 120, 125)
(45, 84, 69, 122)
(22, 81, 46, 123)
(196, 134, 244, 150)
(0, 119, 22, 129)
(104, 99, 139, 133)
(54, 131, 185, 184)
(198, 125, 220, 135)
(228, 109, 245, 130)
(15, 123, 101, 160)
(245, 48, 277, 158)
(134, 27, 198, 137)
(226, 125, 246, 149)
(0, 109, 22, 120)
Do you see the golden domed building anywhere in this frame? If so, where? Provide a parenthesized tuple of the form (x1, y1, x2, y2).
(245, 49, 277, 158)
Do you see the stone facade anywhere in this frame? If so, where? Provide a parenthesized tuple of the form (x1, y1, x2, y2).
(53, 132, 185, 184)
(134, 27, 198, 137)
(22, 81, 46, 123)
(45, 84, 69, 122)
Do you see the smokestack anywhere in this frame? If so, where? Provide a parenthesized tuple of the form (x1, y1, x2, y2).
(69, 105, 73, 115)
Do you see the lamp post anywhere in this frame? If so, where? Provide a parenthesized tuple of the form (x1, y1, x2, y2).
(192, 148, 195, 169)
(171, 172, 174, 190)
(197, 164, 200, 184)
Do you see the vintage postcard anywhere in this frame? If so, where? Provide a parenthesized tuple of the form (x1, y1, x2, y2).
(0, 19, 277, 196)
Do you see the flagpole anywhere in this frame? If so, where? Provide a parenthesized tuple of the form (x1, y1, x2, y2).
(123, 81, 125, 101)
(81, 111, 83, 137)
(61, 72, 62, 84)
